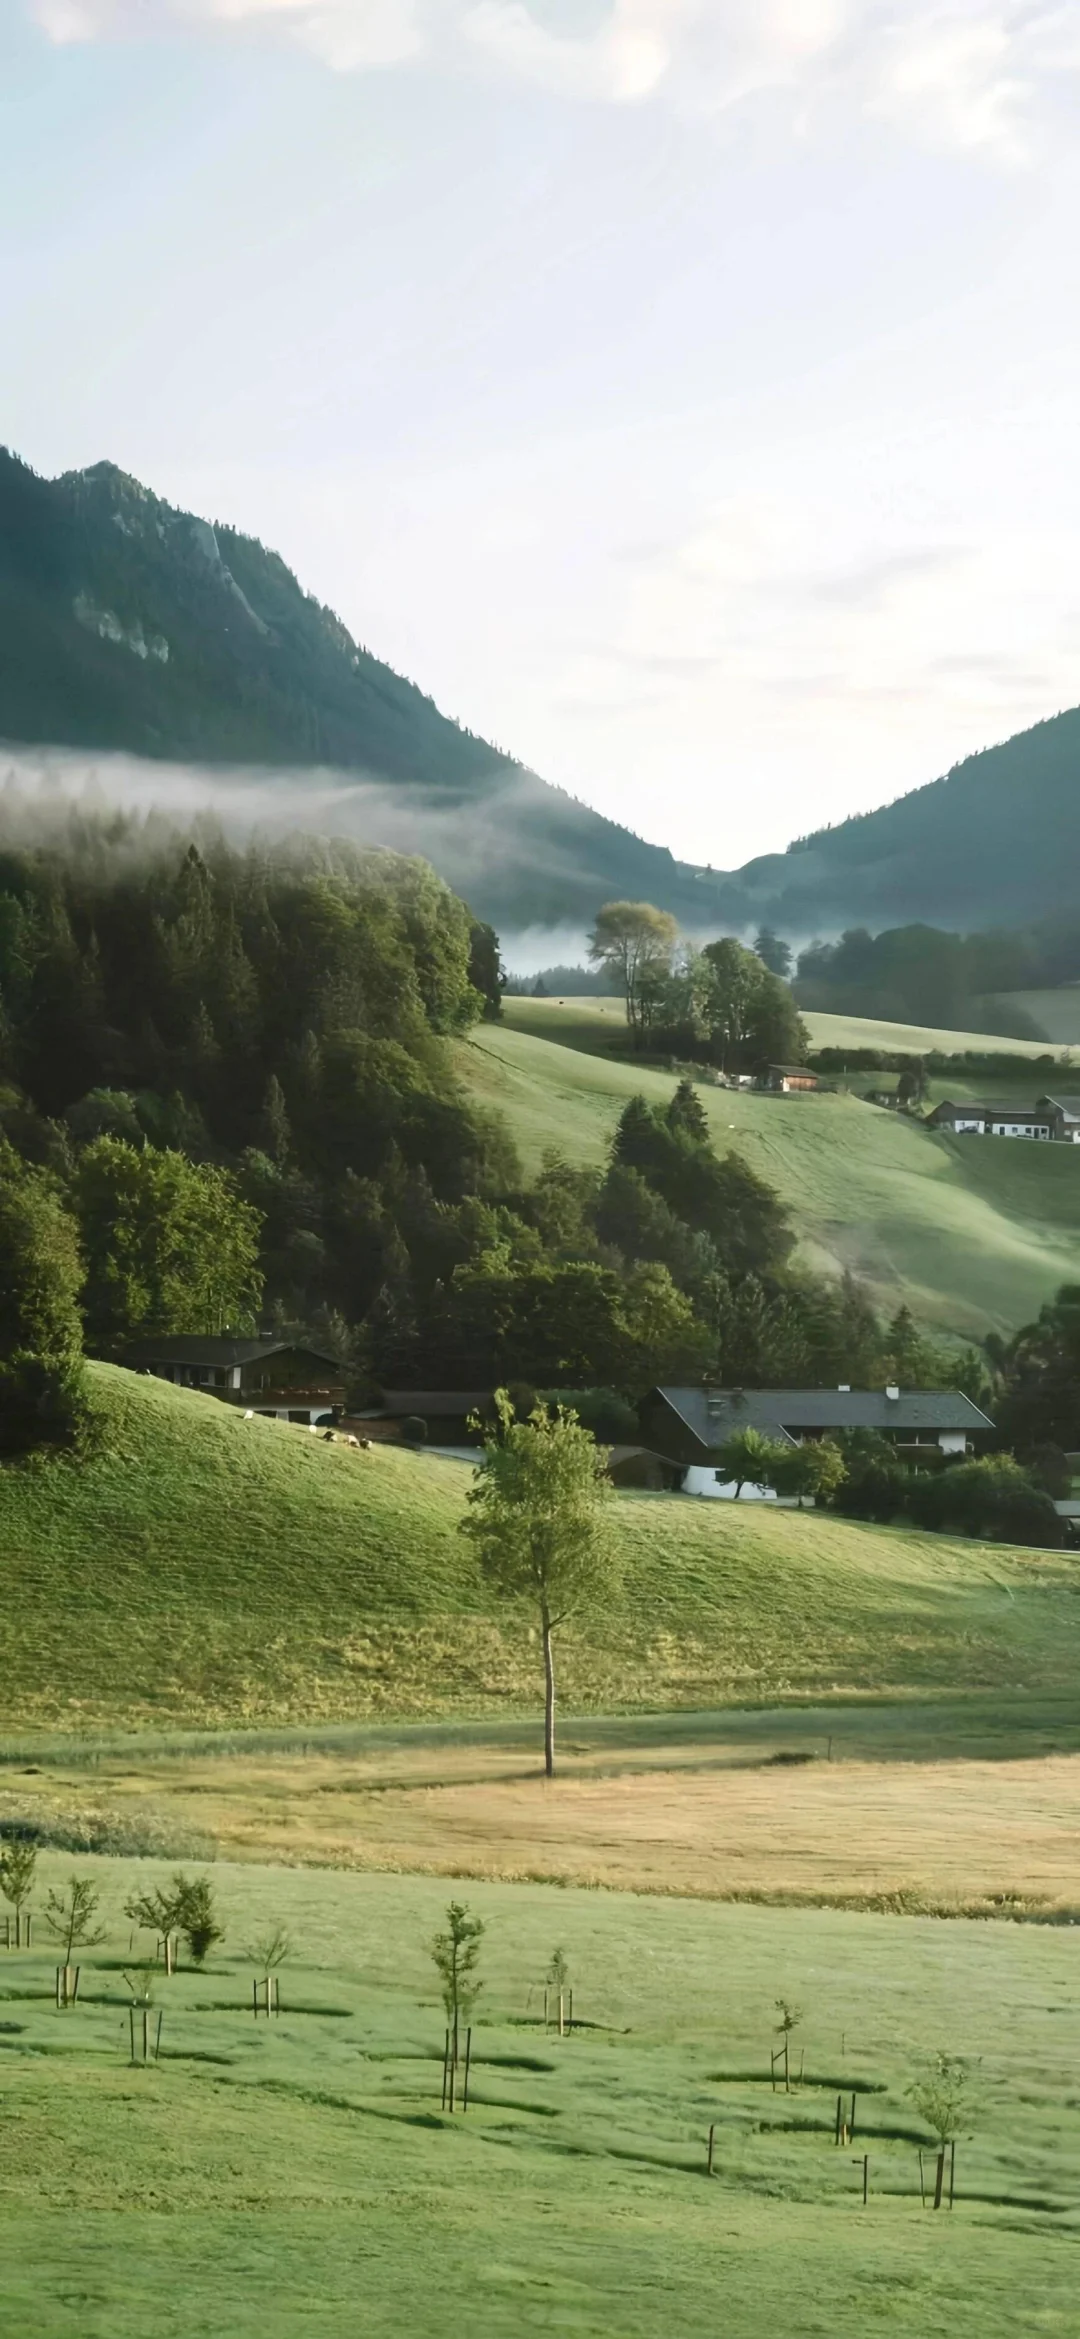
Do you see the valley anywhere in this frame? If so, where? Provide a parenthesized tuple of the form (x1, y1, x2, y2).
(458, 1000, 1080, 1336)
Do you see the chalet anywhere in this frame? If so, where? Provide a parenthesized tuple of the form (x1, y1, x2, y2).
(121, 1336, 345, 1425)
(927, 1100, 1055, 1140)
(759, 1064, 821, 1094)
(1036, 1094, 1080, 1142)
(639, 1384, 993, 1500)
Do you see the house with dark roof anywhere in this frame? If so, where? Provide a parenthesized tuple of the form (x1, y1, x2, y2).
(927, 1100, 1055, 1139)
(639, 1384, 993, 1500)
(121, 1336, 345, 1425)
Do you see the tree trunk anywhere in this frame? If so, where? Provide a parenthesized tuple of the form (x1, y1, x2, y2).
(543, 1611, 556, 1778)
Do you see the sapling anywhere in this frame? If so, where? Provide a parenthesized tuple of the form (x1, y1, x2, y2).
(774, 1998, 803, 2093)
(44, 1874, 106, 1997)
(124, 1877, 188, 1969)
(908, 2052, 974, 2208)
(432, 1901, 484, 2065)
(546, 1946, 570, 2030)
(0, 1837, 37, 1943)
(248, 1923, 291, 1976)
(125, 1872, 224, 1968)
(179, 1876, 224, 1966)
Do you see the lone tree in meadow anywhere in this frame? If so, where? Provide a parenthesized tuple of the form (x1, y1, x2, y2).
(462, 1391, 617, 1777)
(588, 902, 679, 1048)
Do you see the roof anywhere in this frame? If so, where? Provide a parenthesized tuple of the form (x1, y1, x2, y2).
(649, 1385, 993, 1447)
(769, 1064, 818, 1076)
(122, 1336, 341, 1369)
(376, 1391, 494, 1417)
(1037, 1094, 1080, 1117)
(929, 1100, 1048, 1120)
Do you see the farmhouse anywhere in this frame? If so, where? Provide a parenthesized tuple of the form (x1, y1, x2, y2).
(1035, 1094, 1080, 1142)
(639, 1384, 993, 1500)
(121, 1336, 345, 1425)
(927, 1100, 1055, 1139)
(759, 1064, 821, 1093)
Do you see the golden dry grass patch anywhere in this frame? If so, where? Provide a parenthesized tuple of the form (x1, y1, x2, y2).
(12, 1741, 1080, 1913)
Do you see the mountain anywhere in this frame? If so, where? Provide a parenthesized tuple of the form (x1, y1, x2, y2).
(702, 708, 1080, 939)
(0, 447, 720, 933)
(5, 444, 1079, 944)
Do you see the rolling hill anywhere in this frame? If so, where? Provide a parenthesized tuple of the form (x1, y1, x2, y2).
(0, 1364, 1074, 1736)
(456, 1000, 1080, 1337)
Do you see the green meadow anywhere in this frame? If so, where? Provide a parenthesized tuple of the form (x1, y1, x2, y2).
(1, 1364, 1077, 1736)
(458, 1000, 1080, 1335)
(2, 1856, 1079, 2338)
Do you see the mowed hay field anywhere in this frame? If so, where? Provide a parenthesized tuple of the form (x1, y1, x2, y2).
(2, 1364, 1080, 1737)
(460, 1001, 1080, 1334)
(3, 1855, 1080, 2338)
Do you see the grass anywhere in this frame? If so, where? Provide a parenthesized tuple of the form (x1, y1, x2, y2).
(2, 1853, 1080, 2336)
(2, 1364, 1079, 1738)
(501, 995, 1078, 1064)
(7, 1704, 1080, 1918)
(459, 1003, 1080, 1334)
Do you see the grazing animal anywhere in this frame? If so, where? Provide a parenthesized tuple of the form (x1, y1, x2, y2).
(243, 1409, 254, 1420)
(345, 1434, 360, 1449)
(322, 1429, 336, 1442)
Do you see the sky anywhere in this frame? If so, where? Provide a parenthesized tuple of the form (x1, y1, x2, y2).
(3, 2, 1080, 869)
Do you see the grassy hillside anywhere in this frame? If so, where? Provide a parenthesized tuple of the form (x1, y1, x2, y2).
(0, 1365, 1077, 1737)
(5, 1860, 1080, 2337)
(463, 1008, 1080, 1334)
(502, 995, 1075, 1063)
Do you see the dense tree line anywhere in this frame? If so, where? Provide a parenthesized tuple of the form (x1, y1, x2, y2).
(588, 903, 807, 1070)
(0, 806, 993, 1456)
(795, 916, 1080, 1040)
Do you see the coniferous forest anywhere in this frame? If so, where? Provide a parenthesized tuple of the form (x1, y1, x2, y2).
(0, 793, 990, 1446)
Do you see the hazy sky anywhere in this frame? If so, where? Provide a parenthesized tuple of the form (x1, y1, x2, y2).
(4, 2, 1080, 867)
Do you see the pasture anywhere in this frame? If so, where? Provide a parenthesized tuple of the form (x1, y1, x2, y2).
(1, 1855, 1078, 2336)
(2, 1365, 1078, 1736)
(460, 1012, 1080, 1334)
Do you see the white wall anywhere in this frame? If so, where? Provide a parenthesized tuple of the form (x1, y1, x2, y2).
(682, 1467, 777, 1501)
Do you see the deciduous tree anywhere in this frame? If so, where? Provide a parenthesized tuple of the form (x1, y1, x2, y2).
(462, 1392, 617, 1776)
(588, 902, 679, 1048)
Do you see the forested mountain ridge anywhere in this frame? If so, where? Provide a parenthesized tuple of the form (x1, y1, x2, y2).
(0, 448, 711, 931)
(706, 707, 1080, 935)
(5, 444, 1078, 938)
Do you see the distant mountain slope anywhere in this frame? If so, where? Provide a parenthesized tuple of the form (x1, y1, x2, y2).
(0, 448, 713, 931)
(5, 445, 1079, 940)
(705, 708, 1080, 936)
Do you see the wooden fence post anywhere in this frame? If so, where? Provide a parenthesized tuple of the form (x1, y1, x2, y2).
(849, 2091, 856, 2139)
(933, 2146, 945, 2210)
(949, 2142, 956, 2210)
(441, 2029, 450, 2109)
(155, 2011, 164, 2061)
(918, 2150, 926, 2207)
(463, 2028, 472, 2112)
(834, 2094, 843, 2146)
(568, 1989, 574, 2034)
(707, 2123, 715, 2177)
(558, 1992, 565, 2039)
(129, 2006, 136, 2065)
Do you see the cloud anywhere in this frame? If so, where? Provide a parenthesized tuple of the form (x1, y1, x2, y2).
(25, 0, 1080, 160)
